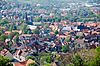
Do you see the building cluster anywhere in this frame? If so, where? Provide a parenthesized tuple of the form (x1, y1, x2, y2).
(0, 0, 100, 66)
(0, 21, 100, 65)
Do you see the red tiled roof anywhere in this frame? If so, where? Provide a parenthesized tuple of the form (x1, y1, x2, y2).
(14, 59, 35, 66)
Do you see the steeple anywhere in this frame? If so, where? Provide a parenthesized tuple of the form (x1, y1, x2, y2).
(25, 12, 28, 22)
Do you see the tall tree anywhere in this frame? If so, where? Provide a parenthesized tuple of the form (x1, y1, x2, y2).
(0, 55, 12, 66)
(72, 54, 84, 66)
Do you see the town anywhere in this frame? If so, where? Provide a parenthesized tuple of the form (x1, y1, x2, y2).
(0, 0, 100, 66)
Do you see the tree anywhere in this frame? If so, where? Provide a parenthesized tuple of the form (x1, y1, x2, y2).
(65, 36, 71, 42)
(0, 55, 12, 66)
(86, 47, 100, 66)
(26, 56, 35, 60)
(14, 35, 19, 43)
(7, 34, 13, 40)
(0, 29, 3, 36)
(72, 54, 84, 66)
(33, 29, 40, 34)
(54, 17, 61, 22)
(29, 63, 38, 66)
(0, 19, 9, 26)
(20, 21, 27, 34)
(65, 39, 70, 42)
(86, 61, 96, 66)
(13, 32, 19, 35)
(54, 30, 59, 35)
(8, 41, 13, 47)
(75, 36, 80, 39)
(8, 24, 13, 32)
(46, 56, 52, 63)
(61, 45, 69, 53)
(84, 47, 100, 66)
(26, 29, 32, 34)
(0, 34, 7, 42)
(33, 17, 42, 22)
(43, 24, 49, 28)
(95, 47, 100, 66)
(43, 63, 51, 66)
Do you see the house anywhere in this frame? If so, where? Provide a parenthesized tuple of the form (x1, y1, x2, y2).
(77, 24, 85, 30)
(61, 26, 72, 33)
(32, 22, 42, 26)
(28, 25, 37, 30)
(5, 30, 22, 35)
(73, 26, 80, 31)
(13, 49, 27, 62)
(0, 26, 5, 29)
(95, 28, 100, 32)
(75, 39, 85, 48)
(0, 41, 6, 47)
(13, 59, 35, 66)
(49, 25, 58, 32)
(92, 31, 99, 35)
(12, 30, 22, 34)
(76, 32, 84, 37)
(19, 34, 33, 40)
(5, 31, 12, 35)
(57, 35, 67, 39)
(0, 49, 13, 59)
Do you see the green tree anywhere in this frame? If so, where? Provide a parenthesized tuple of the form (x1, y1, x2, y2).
(0, 30, 3, 36)
(46, 56, 52, 63)
(0, 34, 7, 42)
(72, 54, 84, 66)
(65, 36, 71, 42)
(75, 36, 80, 39)
(7, 34, 13, 39)
(55, 30, 59, 35)
(61, 45, 69, 53)
(13, 32, 19, 35)
(86, 61, 96, 66)
(85, 47, 100, 66)
(29, 63, 38, 66)
(0, 55, 12, 66)
(54, 17, 61, 22)
(0, 19, 9, 26)
(95, 47, 100, 66)
(26, 56, 35, 60)
(26, 29, 32, 34)
(20, 21, 27, 34)
(14, 35, 19, 43)
(34, 17, 42, 22)
(43, 63, 51, 66)
(33, 29, 40, 34)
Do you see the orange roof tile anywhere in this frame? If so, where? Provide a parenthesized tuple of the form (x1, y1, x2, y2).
(14, 59, 35, 66)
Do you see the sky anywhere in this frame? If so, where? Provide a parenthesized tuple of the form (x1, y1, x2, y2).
(7, 0, 88, 3)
